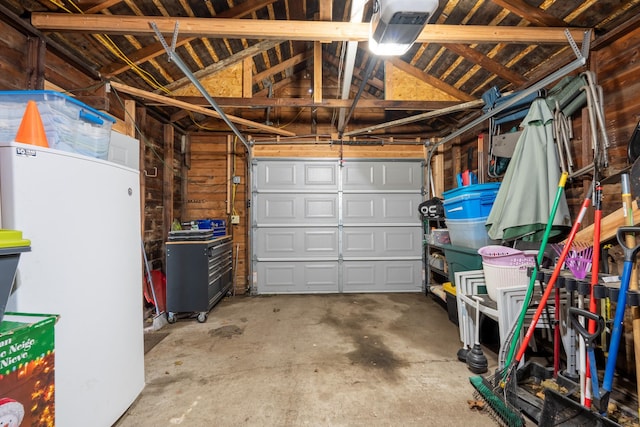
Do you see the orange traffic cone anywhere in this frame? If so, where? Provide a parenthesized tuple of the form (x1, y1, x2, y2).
(14, 100, 49, 147)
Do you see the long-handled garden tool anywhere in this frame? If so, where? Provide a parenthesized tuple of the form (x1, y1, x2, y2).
(550, 241, 593, 383)
(471, 179, 593, 426)
(584, 182, 603, 408)
(470, 172, 569, 426)
(594, 226, 640, 413)
(620, 173, 640, 419)
(509, 182, 594, 377)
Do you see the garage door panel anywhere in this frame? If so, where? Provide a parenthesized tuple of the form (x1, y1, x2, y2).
(253, 159, 423, 294)
(257, 161, 338, 192)
(257, 261, 339, 293)
(342, 161, 422, 192)
(255, 193, 338, 226)
(343, 193, 422, 225)
(342, 226, 422, 257)
(256, 228, 339, 259)
(343, 260, 422, 292)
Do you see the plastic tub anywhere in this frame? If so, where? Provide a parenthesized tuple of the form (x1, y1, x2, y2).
(442, 183, 500, 220)
(443, 282, 458, 325)
(0, 90, 115, 159)
(445, 216, 497, 250)
(427, 229, 450, 245)
(442, 244, 484, 285)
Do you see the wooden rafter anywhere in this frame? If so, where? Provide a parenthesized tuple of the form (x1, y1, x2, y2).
(160, 40, 282, 94)
(490, 0, 568, 27)
(109, 81, 296, 137)
(323, 53, 384, 92)
(253, 51, 310, 84)
(344, 99, 485, 137)
(319, 0, 332, 21)
(31, 14, 589, 44)
(169, 97, 460, 110)
(442, 44, 527, 86)
(99, 0, 277, 77)
(83, 0, 123, 15)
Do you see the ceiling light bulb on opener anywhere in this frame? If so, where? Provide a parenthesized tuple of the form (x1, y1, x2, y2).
(369, 0, 439, 56)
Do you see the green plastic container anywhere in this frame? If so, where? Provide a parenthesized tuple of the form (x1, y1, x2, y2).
(0, 230, 31, 323)
(442, 243, 485, 293)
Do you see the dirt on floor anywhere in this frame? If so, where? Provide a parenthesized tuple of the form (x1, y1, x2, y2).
(115, 293, 500, 426)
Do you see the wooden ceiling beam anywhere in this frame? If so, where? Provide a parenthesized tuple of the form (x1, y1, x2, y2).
(99, 0, 277, 77)
(344, 99, 484, 137)
(387, 58, 476, 102)
(169, 96, 461, 110)
(31, 14, 589, 44)
(442, 43, 527, 86)
(109, 81, 296, 137)
(490, 0, 568, 27)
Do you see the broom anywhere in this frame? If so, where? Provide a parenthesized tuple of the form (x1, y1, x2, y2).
(469, 172, 569, 426)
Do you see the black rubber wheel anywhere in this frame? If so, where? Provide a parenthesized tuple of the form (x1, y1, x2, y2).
(167, 312, 176, 324)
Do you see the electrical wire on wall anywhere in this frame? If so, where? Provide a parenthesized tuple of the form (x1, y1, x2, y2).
(231, 136, 239, 221)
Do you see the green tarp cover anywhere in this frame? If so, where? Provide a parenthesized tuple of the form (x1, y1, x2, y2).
(486, 98, 572, 242)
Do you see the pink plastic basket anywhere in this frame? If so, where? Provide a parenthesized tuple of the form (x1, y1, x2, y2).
(477, 245, 537, 267)
(478, 245, 538, 300)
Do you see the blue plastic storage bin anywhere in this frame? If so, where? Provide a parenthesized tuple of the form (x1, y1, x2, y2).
(442, 183, 500, 220)
(0, 90, 115, 159)
(197, 219, 226, 229)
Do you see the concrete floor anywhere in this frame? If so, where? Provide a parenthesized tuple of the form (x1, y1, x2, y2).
(114, 293, 500, 426)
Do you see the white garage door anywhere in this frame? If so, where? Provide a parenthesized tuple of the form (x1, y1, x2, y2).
(252, 159, 423, 294)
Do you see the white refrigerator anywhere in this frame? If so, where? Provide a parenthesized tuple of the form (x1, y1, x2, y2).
(0, 141, 144, 427)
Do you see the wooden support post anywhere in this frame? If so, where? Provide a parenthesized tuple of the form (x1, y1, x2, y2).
(313, 41, 322, 104)
(227, 135, 233, 217)
(435, 144, 445, 197)
(477, 133, 489, 184)
(124, 99, 136, 138)
(452, 140, 461, 189)
(26, 37, 45, 90)
(163, 124, 174, 239)
(181, 134, 189, 221)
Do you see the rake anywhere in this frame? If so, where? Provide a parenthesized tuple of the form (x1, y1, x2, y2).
(551, 242, 594, 280)
(469, 172, 570, 427)
(471, 176, 599, 427)
(550, 241, 594, 387)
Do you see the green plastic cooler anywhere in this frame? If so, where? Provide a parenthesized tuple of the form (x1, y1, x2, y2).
(0, 230, 31, 323)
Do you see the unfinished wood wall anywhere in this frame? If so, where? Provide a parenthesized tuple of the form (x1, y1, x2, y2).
(0, 18, 184, 284)
(0, 21, 31, 89)
(594, 28, 640, 217)
(186, 134, 249, 294)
